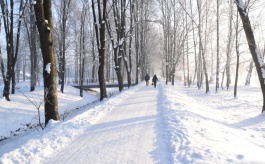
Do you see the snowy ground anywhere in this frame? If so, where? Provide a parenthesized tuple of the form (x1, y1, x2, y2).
(1, 80, 265, 164)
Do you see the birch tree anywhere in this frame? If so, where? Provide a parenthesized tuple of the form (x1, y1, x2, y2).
(225, 0, 234, 90)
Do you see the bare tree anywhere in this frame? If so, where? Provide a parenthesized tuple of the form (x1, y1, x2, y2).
(54, 0, 71, 93)
(234, 11, 240, 98)
(123, 0, 135, 88)
(245, 60, 254, 85)
(106, 0, 124, 91)
(24, 0, 39, 92)
(134, 0, 140, 84)
(79, 8, 86, 97)
(235, 0, 265, 112)
(0, 0, 25, 100)
(225, 0, 234, 90)
(185, 0, 190, 87)
(92, 0, 107, 100)
(197, 0, 209, 93)
(34, 0, 60, 124)
(216, 0, 220, 92)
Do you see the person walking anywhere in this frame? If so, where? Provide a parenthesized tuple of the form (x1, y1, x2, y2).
(145, 74, 150, 86)
(152, 74, 159, 88)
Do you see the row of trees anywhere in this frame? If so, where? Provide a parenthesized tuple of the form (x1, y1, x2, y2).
(157, 0, 265, 111)
(0, 0, 159, 124)
(1, 0, 265, 124)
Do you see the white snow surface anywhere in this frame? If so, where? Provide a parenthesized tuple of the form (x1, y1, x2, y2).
(45, 63, 51, 74)
(1, 80, 265, 164)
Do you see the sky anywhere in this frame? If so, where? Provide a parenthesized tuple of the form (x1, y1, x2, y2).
(1, 79, 265, 163)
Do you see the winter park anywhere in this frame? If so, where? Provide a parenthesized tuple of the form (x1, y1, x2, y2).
(1, 0, 265, 164)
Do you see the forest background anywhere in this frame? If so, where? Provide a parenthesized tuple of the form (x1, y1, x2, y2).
(0, 0, 265, 122)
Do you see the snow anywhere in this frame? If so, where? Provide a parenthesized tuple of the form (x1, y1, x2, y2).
(255, 48, 265, 79)
(235, 0, 247, 16)
(119, 38, 124, 45)
(236, 0, 245, 10)
(1, 80, 265, 163)
(45, 63, 51, 74)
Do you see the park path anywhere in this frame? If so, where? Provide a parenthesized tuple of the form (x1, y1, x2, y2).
(46, 83, 167, 164)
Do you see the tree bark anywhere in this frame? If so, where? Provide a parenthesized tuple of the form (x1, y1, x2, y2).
(34, 0, 60, 125)
(235, 0, 265, 112)
(106, 0, 124, 92)
(216, 0, 220, 92)
(92, 0, 107, 100)
(134, 0, 140, 84)
(92, 36, 96, 83)
(79, 10, 85, 97)
(234, 12, 240, 98)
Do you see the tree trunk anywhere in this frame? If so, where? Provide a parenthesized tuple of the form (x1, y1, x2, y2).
(27, 3, 38, 92)
(226, 0, 233, 90)
(125, 0, 134, 88)
(79, 11, 85, 97)
(92, 0, 107, 100)
(197, 0, 209, 93)
(74, 41, 79, 84)
(221, 68, 225, 89)
(216, 0, 220, 92)
(60, 0, 71, 93)
(234, 12, 240, 98)
(235, 0, 265, 112)
(183, 39, 186, 86)
(105, 0, 124, 92)
(189, 0, 197, 85)
(92, 34, 96, 83)
(185, 0, 190, 87)
(23, 54, 26, 81)
(34, 0, 60, 125)
(135, 0, 140, 84)
(245, 60, 254, 85)
(11, 68, 16, 94)
(106, 43, 110, 82)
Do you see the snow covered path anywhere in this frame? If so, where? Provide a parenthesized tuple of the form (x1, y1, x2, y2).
(46, 83, 168, 163)
(2, 81, 265, 164)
